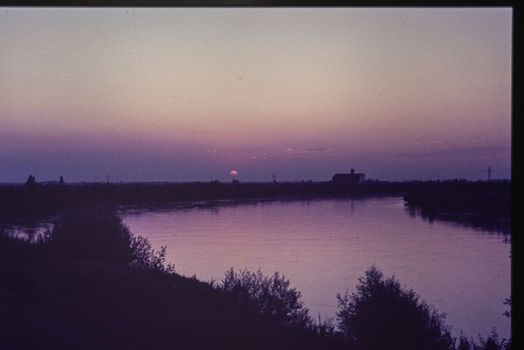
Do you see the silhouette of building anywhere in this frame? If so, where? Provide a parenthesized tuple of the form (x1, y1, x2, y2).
(332, 169, 365, 184)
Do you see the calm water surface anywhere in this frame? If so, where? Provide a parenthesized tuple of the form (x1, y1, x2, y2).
(121, 197, 510, 339)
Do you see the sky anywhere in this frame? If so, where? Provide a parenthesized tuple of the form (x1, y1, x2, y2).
(0, 8, 512, 182)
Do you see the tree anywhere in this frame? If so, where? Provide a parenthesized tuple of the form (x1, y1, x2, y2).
(25, 174, 37, 188)
(457, 329, 511, 350)
(336, 266, 455, 350)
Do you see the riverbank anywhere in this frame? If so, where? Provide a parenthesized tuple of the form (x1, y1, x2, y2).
(0, 207, 342, 350)
(0, 257, 340, 350)
(0, 206, 511, 350)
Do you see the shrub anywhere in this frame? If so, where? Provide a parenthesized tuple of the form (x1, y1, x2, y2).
(222, 268, 312, 328)
(336, 265, 455, 350)
(130, 235, 175, 273)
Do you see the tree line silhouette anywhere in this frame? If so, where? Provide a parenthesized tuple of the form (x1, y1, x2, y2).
(1, 177, 510, 223)
(0, 179, 409, 220)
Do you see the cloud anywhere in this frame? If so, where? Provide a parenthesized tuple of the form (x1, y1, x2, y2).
(286, 147, 330, 154)
(391, 145, 510, 158)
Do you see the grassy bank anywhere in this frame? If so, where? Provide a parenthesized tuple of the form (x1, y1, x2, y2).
(0, 206, 342, 350)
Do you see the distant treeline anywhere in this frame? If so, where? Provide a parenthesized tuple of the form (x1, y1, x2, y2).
(0, 179, 511, 229)
(404, 180, 510, 218)
(0, 180, 411, 221)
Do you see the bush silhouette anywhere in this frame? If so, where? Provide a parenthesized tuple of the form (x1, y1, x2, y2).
(45, 205, 133, 263)
(130, 234, 175, 273)
(222, 268, 312, 328)
(336, 266, 455, 350)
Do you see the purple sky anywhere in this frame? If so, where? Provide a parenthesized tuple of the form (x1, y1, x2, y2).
(0, 8, 512, 182)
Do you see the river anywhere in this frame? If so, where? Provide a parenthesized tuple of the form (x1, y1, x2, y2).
(120, 196, 510, 339)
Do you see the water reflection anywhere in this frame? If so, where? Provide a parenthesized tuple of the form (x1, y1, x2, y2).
(121, 197, 510, 339)
(1, 222, 53, 242)
(404, 203, 511, 235)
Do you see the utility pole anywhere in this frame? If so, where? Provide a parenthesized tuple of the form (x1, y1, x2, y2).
(487, 166, 492, 182)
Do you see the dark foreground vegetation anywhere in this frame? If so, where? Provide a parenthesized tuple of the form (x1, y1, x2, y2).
(0, 206, 511, 349)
